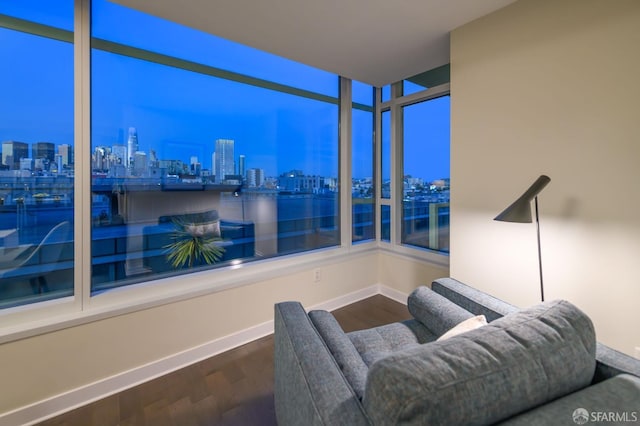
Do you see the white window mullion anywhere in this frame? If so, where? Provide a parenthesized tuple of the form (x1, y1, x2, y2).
(74, 0, 91, 309)
(390, 82, 403, 246)
(339, 77, 352, 248)
(374, 87, 383, 244)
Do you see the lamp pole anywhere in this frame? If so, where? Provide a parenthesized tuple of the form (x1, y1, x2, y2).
(534, 196, 544, 302)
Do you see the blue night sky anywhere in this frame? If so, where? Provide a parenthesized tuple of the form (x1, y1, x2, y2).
(0, 0, 449, 181)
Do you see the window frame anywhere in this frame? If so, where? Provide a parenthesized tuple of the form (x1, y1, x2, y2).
(376, 80, 450, 264)
(349, 81, 376, 244)
(0, 0, 448, 344)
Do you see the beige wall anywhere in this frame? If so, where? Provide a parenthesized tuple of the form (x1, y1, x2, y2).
(0, 252, 385, 414)
(0, 247, 449, 415)
(378, 250, 449, 295)
(450, 0, 640, 355)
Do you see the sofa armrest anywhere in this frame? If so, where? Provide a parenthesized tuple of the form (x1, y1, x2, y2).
(594, 343, 640, 383)
(407, 286, 474, 336)
(308, 310, 369, 400)
(497, 374, 640, 425)
(431, 277, 519, 321)
(274, 302, 369, 426)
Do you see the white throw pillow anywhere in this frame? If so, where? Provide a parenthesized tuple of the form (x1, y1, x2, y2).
(437, 315, 487, 341)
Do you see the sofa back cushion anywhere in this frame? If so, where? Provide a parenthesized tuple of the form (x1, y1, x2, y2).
(363, 300, 597, 426)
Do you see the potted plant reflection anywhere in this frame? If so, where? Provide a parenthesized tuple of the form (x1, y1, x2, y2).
(164, 216, 226, 269)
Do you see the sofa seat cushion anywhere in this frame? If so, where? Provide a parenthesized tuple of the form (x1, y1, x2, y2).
(363, 300, 597, 426)
(498, 373, 640, 425)
(348, 320, 436, 367)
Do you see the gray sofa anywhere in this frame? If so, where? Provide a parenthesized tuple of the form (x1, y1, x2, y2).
(274, 277, 640, 425)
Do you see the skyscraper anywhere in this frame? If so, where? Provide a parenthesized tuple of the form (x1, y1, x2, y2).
(93, 146, 108, 171)
(149, 149, 158, 168)
(58, 144, 73, 168)
(112, 144, 127, 166)
(238, 154, 246, 177)
(127, 127, 138, 167)
(214, 139, 234, 183)
(55, 154, 63, 174)
(190, 156, 201, 175)
(32, 142, 55, 164)
(1, 141, 28, 170)
(133, 151, 147, 176)
(246, 168, 264, 188)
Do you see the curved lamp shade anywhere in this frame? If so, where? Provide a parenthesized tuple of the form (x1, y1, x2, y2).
(494, 175, 551, 302)
(494, 175, 551, 223)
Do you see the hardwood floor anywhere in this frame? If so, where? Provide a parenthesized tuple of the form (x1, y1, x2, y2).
(37, 295, 411, 426)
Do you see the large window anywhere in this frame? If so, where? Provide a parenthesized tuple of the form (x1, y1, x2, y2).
(0, 0, 450, 318)
(90, 0, 339, 291)
(0, 4, 75, 308)
(379, 73, 450, 253)
(401, 96, 450, 252)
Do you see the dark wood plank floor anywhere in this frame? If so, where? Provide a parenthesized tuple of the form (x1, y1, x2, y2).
(37, 295, 411, 426)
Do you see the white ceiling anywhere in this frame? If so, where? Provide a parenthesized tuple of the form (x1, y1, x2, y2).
(110, 0, 517, 87)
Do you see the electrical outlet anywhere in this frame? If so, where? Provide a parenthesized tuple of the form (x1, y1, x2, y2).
(313, 268, 321, 283)
(634, 346, 640, 360)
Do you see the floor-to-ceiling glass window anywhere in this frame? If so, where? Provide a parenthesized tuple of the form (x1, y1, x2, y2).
(401, 95, 450, 252)
(0, 3, 75, 308)
(90, 0, 339, 292)
(0, 0, 449, 315)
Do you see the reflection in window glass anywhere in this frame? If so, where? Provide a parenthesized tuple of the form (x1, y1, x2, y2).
(352, 97, 374, 243)
(381, 85, 391, 102)
(0, 1, 74, 31)
(381, 205, 390, 242)
(403, 80, 428, 96)
(90, 18, 339, 292)
(91, 0, 337, 97)
(352, 80, 373, 106)
(381, 110, 391, 199)
(401, 96, 450, 253)
(0, 7, 74, 309)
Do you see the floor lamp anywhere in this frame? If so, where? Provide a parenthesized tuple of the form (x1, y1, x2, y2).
(494, 175, 551, 302)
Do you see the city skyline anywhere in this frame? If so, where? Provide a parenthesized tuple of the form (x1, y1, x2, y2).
(1, 0, 449, 182)
(1, 136, 450, 190)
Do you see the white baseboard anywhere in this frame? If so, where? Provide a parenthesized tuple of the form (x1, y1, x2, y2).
(379, 285, 409, 305)
(308, 284, 380, 312)
(1, 284, 391, 426)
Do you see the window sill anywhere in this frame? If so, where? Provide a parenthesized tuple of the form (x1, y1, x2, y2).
(0, 239, 447, 344)
(0, 242, 379, 344)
